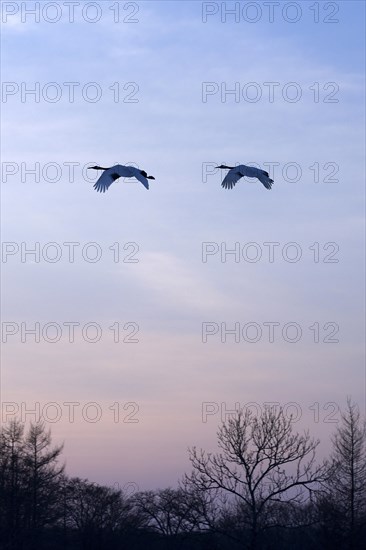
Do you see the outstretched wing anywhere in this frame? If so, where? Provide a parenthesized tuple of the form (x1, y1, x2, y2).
(257, 173, 274, 190)
(133, 170, 150, 190)
(221, 169, 243, 190)
(93, 169, 121, 193)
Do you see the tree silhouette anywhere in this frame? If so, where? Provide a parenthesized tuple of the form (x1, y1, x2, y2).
(185, 406, 328, 550)
(22, 422, 64, 548)
(318, 398, 366, 549)
(65, 477, 145, 550)
(133, 487, 204, 548)
(1, 407, 365, 549)
(0, 420, 64, 549)
(0, 419, 26, 549)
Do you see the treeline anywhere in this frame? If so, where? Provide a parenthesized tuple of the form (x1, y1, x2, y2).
(1, 399, 365, 550)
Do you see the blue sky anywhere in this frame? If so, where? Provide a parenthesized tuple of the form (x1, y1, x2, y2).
(1, 1, 365, 489)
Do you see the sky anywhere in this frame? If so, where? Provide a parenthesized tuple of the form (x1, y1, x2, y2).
(1, 1, 365, 491)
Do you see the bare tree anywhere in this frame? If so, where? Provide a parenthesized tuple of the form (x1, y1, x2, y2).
(0, 420, 65, 549)
(65, 477, 142, 549)
(23, 422, 64, 548)
(0, 419, 26, 549)
(66, 478, 117, 546)
(319, 398, 366, 549)
(179, 477, 223, 534)
(133, 488, 198, 542)
(185, 406, 327, 550)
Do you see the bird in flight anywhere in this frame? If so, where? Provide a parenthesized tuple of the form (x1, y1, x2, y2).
(216, 164, 274, 190)
(88, 164, 155, 193)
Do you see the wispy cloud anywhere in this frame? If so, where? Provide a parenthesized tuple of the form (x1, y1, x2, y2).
(130, 251, 233, 314)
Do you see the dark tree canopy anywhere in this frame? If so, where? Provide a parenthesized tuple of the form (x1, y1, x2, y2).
(1, 403, 365, 550)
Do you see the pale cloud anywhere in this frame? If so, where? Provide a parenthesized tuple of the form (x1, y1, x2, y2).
(129, 251, 233, 313)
